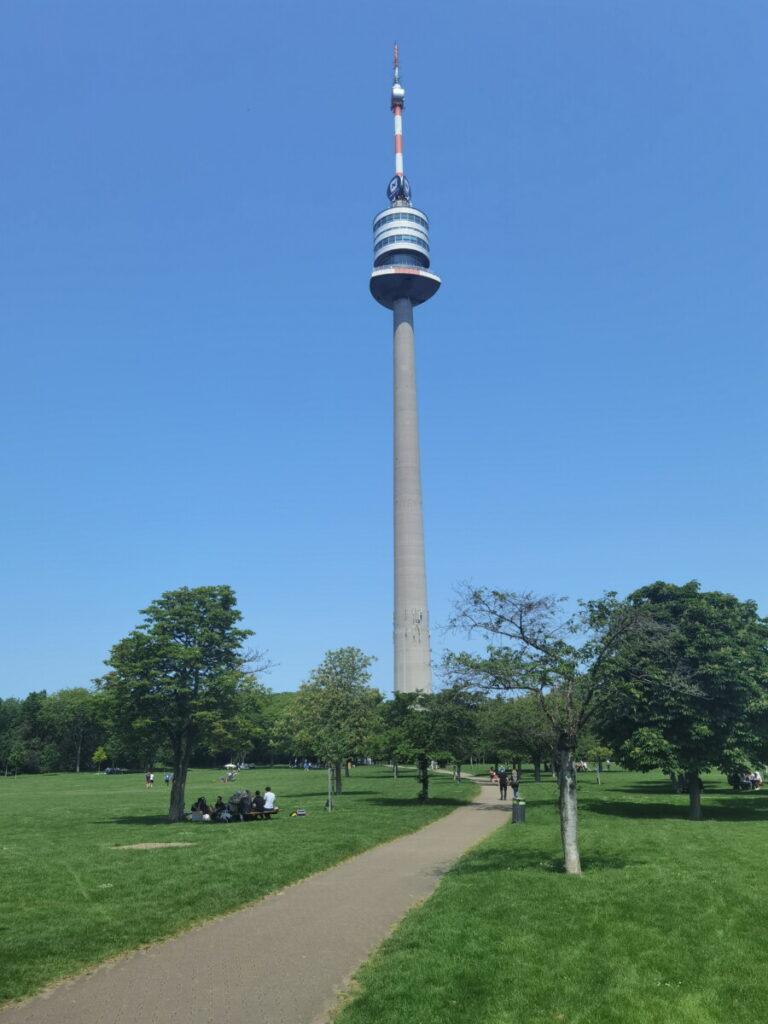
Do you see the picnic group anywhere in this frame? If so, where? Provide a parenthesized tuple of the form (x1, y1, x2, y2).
(728, 770, 763, 791)
(187, 787, 279, 822)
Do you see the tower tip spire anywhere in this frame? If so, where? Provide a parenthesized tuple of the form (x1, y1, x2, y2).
(391, 43, 405, 110)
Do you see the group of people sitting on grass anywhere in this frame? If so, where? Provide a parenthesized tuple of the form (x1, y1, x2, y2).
(187, 786, 278, 822)
(728, 770, 763, 791)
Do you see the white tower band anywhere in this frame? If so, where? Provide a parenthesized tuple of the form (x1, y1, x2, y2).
(370, 47, 440, 694)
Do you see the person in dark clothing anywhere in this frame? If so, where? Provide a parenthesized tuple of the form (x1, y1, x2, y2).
(497, 768, 508, 800)
(252, 790, 265, 819)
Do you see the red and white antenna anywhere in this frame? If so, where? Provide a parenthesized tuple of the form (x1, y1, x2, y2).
(391, 43, 405, 181)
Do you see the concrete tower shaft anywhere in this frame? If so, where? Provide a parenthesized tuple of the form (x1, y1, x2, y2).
(369, 47, 440, 694)
(392, 297, 432, 693)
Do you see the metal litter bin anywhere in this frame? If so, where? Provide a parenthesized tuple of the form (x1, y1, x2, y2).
(512, 798, 526, 824)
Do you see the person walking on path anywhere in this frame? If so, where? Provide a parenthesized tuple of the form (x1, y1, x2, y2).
(510, 769, 519, 797)
(498, 767, 508, 800)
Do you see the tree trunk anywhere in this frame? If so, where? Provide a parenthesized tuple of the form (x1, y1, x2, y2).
(557, 741, 581, 875)
(168, 736, 190, 822)
(334, 761, 343, 795)
(392, 762, 398, 779)
(345, 761, 350, 777)
(417, 754, 429, 801)
(454, 762, 461, 781)
(688, 771, 703, 820)
(168, 765, 188, 822)
(533, 761, 541, 783)
(75, 738, 82, 773)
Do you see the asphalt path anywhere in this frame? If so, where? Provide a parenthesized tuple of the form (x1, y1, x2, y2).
(2, 775, 512, 1024)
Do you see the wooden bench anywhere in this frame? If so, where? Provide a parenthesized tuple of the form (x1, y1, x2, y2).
(242, 808, 280, 822)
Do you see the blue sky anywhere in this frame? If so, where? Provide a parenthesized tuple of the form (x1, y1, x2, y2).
(2, 2, 766, 701)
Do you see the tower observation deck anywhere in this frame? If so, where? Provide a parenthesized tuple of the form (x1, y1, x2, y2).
(370, 47, 440, 694)
(369, 49, 441, 311)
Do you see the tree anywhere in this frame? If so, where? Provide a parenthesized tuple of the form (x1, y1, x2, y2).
(372, 687, 480, 799)
(598, 581, 768, 820)
(91, 746, 108, 771)
(98, 585, 255, 821)
(429, 686, 482, 781)
(202, 672, 271, 766)
(280, 648, 381, 795)
(445, 586, 650, 874)
(477, 694, 557, 780)
(41, 688, 103, 772)
(0, 698, 23, 775)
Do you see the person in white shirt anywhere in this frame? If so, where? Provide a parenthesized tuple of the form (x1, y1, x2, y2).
(263, 786, 277, 811)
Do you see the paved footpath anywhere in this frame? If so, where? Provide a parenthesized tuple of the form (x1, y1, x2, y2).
(2, 776, 510, 1024)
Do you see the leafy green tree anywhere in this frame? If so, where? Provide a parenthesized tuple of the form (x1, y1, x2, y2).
(585, 745, 612, 770)
(202, 672, 271, 766)
(99, 585, 255, 821)
(0, 698, 23, 775)
(430, 686, 482, 781)
(41, 688, 103, 772)
(478, 694, 557, 780)
(598, 581, 768, 820)
(368, 696, 416, 779)
(376, 692, 434, 799)
(258, 691, 296, 765)
(445, 586, 649, 874)
(91, 745, 109, 771)
(280, 648, 381, 795)
(18, 692, 50, 772)
(373, 688, 480, 799)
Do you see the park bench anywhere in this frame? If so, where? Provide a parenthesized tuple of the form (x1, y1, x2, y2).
(242, 808, 280, 822)
(186, 808, 280, 823)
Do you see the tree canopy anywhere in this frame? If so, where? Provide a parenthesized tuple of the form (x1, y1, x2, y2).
(99, 585, 256, 821)
(279, 647, 381, 795)
(598, 580, 768, 819)
(445, 585, 651, 873)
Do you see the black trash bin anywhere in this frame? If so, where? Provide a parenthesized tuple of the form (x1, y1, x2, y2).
(512, 798, 526, 824)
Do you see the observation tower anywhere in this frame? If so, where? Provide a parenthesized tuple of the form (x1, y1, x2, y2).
(370, 47, 440, 694)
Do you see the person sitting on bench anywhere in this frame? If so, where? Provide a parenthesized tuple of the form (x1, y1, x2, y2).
(263, 786, 277, 814)
(251, 790, 265, 819)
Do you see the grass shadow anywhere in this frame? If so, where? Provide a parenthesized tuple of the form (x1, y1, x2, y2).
(362, 796, 471, 809)
(98, 815, 178, 826)
(587, 799, 768, 822)
(448, 846, 640, 874)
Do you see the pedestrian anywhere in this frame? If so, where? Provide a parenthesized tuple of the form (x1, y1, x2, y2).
(498, 767, 508, 800)
(510, 769, 520, 797)
(164, 773, 170, 786)
(145, 771, 151, 788)
(148, 772, 154, 788)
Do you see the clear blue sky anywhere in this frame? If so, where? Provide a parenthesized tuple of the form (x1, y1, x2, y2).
(2, 2, 766, 701)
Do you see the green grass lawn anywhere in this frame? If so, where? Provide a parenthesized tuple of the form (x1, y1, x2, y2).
(0, 765, 476, 1005)
(334, 768, 768, 1024)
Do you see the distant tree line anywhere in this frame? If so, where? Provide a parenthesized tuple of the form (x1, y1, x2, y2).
(0, 685, 298, 778)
